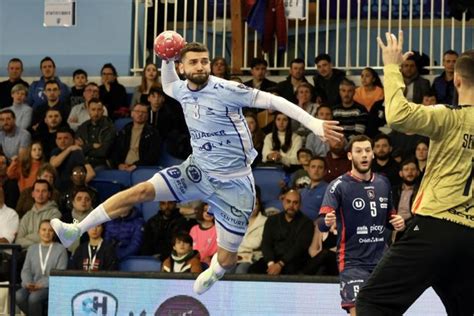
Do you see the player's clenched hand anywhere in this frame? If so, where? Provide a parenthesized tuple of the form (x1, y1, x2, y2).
(377, 30, 413, 66)
(389, 214, 405, 231)
(322, 121, 344, 143)
(325, 211, 336, 227)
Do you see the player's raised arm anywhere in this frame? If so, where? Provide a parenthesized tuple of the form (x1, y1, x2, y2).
(253, 90, 344, 142)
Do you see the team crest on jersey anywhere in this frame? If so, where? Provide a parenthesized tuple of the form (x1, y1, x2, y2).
(352, 198, 366, 211)
(186, 165, 202, 183)
(367, 189, 375, 200)
(166, 167, 182, 179)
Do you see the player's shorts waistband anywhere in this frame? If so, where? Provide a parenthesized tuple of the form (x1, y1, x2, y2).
(208, 165, 252, 180)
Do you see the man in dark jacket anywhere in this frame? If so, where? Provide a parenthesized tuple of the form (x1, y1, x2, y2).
(112, 103, 161, 171)
(313, 53, 346, 108)
(275, 58, 312, 104)
(244, 58, 276, 92)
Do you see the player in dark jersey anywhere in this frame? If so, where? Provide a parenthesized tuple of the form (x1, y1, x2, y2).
(318, 135, 405, 315)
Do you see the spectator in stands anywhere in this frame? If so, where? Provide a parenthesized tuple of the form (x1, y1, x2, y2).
(0, 58, 29, 108)
(58, 165, 97, 217)
(6, 84, 32, 129)
(7, 141, 44, 192)
(16, 164, 60, 219)
(99, 63, 128, 119)
(354, 67, 384, 112)
(210, 57, 230, 79)
(104, 207, 144, 261)
(67, 82, 109, 131)
(300, 157, 328, 221)
(16, 219, 67, 316)
(289, 148, 312, 189)
(401, 55, 430, 103)
(190, 204, 217, 266)
(32, 80, 70, 131)
(391, 159, 419, 224)
(15, 180, 61, 250)
(231, 187, 267, 274)
(276, 58, 311, 104)
(141, 200, 197, 261)
(248, 190, 313, 275)
(432, 50, 458, 104)
(27, 56, 70, 110)
(324, 137, 351, 183)
(70, 69, 88, 108)
(365, 99, 387, 139)
(112, 103, 161, 171)
(70, 224, 117, 271)
(313, 53, 346, 108)
(305, 104, 332, 157)
(415, 139, 429, 181)
(389, 130, 428, 162)
(371, 134, 401, 187)
(333, 79, 369, 139)
(162, 232, 202, 273)
(33, 108, 65, 160)
(62, 188, 93, 224)
(131, 63, 161, 106)
(293, 82, 319, 139)
(0, 186, 19, 281)
(244, 58, 276, 92)
(0, 109, 30, 160)
(302, 220, 338, 276)
(50, 126, 94, 189)
(244, 111, 265, 166)
(422, 90, 437, 106)
(76, 99, 116, 170)
(262, 112, 303, 167)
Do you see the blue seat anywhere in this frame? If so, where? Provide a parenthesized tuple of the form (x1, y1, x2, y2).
(94, 169, 131, 187)
(89, 179, 125, 203)
(119, 256, 161, 272)
(114, 117, 132, 131)
(131, 168, 161, 215)
(252, 166, 287, 204)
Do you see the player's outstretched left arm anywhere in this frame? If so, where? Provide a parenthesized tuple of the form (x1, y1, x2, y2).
(253, 91, 344, 142)
(389, 214, 405, 231)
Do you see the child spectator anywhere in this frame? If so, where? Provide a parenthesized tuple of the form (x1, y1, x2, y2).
(189, 204, 217, 266)
(70, 69, 88, 107)
(162, 232, 202, 273)
(6, 84, 32, 129)
(7, 141, 44, 192)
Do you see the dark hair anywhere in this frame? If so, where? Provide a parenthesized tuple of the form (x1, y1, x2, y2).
(72, 187, 91, 200)
(250, 58, 268, 68)
(348, 135, 373, 152)
(40, 56, 56, 68)
(45, 107, 62, 116)
(244, 111, 265, 150)
(179, 42, 209, 60)
(211, 57, 230, 79)
(139, 63, 160, 93)
(172, 231, 194, 246)
(33, 179, 52, 193)
(149, 86, 165, 96)
(38, 219, 51, 230)
(44, 79, 60, 90)
(254, 185, 263, 213)
(316, 104, 333, 116)
(443, 50, 459, 58)
(88, 97, 102, 106)
(56, 126, 75, 138)
(309, 156, 327, 168)
(290, 58, 305, 67)
(101, 63, 118, 76)
(85, 82, 99, 89)
(0, 109, 15, 119)
(315, 53, 332, 64)
(72, 164, 87, 175)
(73, 69, 88, 79)
(455, 50, 474, 86)
(422, 89, 437, 98)
(400, 158, 418, 169)
(362, 67, 383, 88)
(415, 139, 429, 148)
(8, 58, 23, 68)
(373, 133, 392, 146)
(297, 148, 312, 158)
(339, 78, 356, 88)
(271, 112, 293, 153)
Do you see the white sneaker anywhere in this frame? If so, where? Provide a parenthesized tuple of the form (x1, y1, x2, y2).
(50, 218, 81, 248)
(193, 256, 224, 295)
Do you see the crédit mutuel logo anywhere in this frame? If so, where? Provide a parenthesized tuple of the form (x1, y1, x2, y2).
(71, 289, 118, 316)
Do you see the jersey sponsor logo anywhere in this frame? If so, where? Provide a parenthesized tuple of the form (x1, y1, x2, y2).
(186, 165, 202, 183)
(370, 224, 385, 234)
(199, 142, 214, 152)
(219, 210, 248, 228)
(356, 226, 368, 235)
(190, 129, 227, 140)
(352, 198, 366, 211)
(230, 206, 246, 218)
(448, 208, 474, 221)
(176, 178, 188, 194)
(166, 167, 182, 179)
(380, 203, 388, 209)
(379, 197, 388, 202)
(359, 236, 385, 243)
(367, 189, 375, 200)
(330, 179, 342, 193)
(213, 83, 225, 90)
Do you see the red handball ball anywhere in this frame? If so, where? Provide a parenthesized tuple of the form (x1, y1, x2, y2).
(154, 31, 185, 60)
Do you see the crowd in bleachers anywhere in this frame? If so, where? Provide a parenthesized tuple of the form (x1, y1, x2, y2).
(0, 48, 458, 313)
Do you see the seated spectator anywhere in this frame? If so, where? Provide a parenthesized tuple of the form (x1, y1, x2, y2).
(313, 53, 346, 108)
(293, 82, 319, 139)
(333, 79, 368, 139)
(210, 57, 230, 79)
(0, 109, 30, 160)
(415, 139, 429, 181)
(232, 187, 267, 274)
(62, 188, 93, 224)
(248, 190, 313, 275)
(68, 83, 109, 131)
(70, 224, 117, 271)
(141, 200, 197, 261)
(0, 58, 29, 108)
(262, 112, 303, 167)
(243, 58, 276, 92)
(300, 157, 328, 221)
(15, 180, 61, 251)
(432, 50, 458, 104)
(32, 108, 65, 159)
(0, 186, 19, 281)
(104, 207, 144, 261)
(76, 99, 115, 170)
(131, 63, 161, 106)
(16, 220, 67, 316)
(31, 80, 70, 130)
(288, 148, 312, 189)
(190, 204, 217, 266)
(301, 222, 338, 276)
(7, 141, 44, 192)
(353, 67, 384, 112)
(276, 58, 311, 104)
(392, 159, 420, 225)
(162, 232, 202, 273)
(112, 103, 161, 171)
(365, 99, 387, 139)
(50, 126, 94, 189)
(6, 83, 32, 129)
(16, 164, 60, 219)
(324, 137, 351, 183)
(99, 63, 128, 119)
(305, 104, 332, 157)
(70, 69, 87, 107)
(422, 90, 437, 106)
(27, 56, 70, 110)
(389, 130, 428, 162)
(401, 55, 430, 103)
(372, 134, 401, 187)
(58, 165, 97, 217)
(244, 111, 265, 166)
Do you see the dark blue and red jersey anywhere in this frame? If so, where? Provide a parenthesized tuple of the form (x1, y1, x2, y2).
(319, 172, 396, 272)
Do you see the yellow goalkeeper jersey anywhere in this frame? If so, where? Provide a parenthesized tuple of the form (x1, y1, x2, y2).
(384, 64, 474, 228)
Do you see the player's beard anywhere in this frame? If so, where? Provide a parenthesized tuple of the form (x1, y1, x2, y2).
(184, 71, 210, 86)
(353, 160, 371, 175)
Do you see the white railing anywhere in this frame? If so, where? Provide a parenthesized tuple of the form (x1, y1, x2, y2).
(131, 0, 474, 75)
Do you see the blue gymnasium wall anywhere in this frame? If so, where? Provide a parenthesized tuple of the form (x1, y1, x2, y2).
(0, 0, 133, 77)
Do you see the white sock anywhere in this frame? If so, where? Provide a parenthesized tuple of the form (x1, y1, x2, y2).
(211, 254, 226, 277)
(77, 204, 111, 234)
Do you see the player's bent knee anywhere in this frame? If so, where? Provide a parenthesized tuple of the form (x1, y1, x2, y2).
(134, 182, 156, 202)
